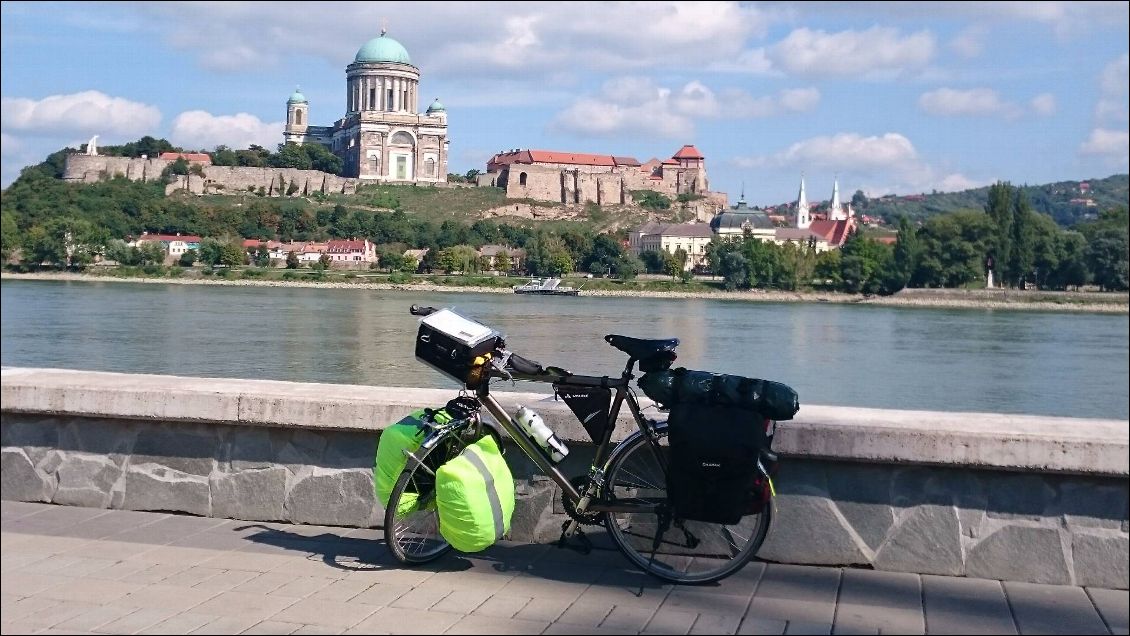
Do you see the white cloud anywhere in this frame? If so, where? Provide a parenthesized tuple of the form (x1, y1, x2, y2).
(552, 78, 820, 138)
(1029, 93, 1057, 117)
(732, 131, 984, 196)
(0, 90, 161, 137)
(769, 133, 919, 170)
(768, 26, 936, 78)
(136, 2, 777, 78)
(0, 132, 21, 157)
(949, 25, 988, 58)
(169, 111, 283, 151)
(918, 88, 1021, 118)
(1094, 53, 1129, 124)
(1079, 128, 1130, 164)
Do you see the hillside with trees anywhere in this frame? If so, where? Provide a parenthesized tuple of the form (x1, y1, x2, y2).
(849, 174, 1128, 227)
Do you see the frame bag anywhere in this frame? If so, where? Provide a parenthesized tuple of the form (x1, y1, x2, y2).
(554, 383, 613, 444)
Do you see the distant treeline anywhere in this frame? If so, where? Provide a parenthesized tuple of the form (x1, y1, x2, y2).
(2, 139, 1127, 292)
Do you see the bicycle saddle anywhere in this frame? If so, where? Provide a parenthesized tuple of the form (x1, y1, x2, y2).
(604, 334, 679, 360)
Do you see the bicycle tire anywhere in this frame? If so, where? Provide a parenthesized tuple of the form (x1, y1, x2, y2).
(601, 425, 772, 584)
(384, 437, 459, 565)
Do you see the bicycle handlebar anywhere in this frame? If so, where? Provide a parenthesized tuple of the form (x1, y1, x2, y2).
(409, 305, 438, 316)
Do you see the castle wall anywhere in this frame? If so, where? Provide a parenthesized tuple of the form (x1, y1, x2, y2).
(504, 164, 565, 202)
(64, 155, 358, 197)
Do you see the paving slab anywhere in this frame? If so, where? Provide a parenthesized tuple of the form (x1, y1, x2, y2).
(833, 569, 923, 634)
(922, 574, 1016, 634)
(2, 503, 1126, 636)
(1003, 581, 1110, 635)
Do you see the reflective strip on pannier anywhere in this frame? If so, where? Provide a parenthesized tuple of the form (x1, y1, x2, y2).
(435, 435, 515, 553)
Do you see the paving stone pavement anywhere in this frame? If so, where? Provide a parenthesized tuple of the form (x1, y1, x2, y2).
(1, 502, 1126, 635)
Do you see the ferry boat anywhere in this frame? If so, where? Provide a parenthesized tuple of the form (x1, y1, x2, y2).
(512, 278, 580, 296)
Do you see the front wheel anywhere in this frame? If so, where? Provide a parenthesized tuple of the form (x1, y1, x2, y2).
(384, 438, 457, 564)
(601, 425, 772, 584)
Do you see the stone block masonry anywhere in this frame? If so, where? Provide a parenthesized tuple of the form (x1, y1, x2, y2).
(2, 367, 1127, 588)
(62, 154, 359, 197)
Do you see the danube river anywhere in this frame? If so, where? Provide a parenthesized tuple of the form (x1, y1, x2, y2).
(2, 279, 1127, 420)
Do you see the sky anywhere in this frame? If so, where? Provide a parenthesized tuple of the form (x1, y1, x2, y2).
(1, 1, 1127, 207)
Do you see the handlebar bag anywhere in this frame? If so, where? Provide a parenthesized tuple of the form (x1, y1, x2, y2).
(415, 309, 500, 388)
(374, 409, 451, 517)
(436, 435, 515, 552)
(639, 369, 799, 421)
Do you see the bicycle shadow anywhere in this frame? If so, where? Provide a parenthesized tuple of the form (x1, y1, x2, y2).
(232, 523, 670, 594)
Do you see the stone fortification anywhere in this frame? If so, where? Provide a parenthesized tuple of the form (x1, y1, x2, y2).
(2, 368, 1126, 588)
(63, 154, 359, 197)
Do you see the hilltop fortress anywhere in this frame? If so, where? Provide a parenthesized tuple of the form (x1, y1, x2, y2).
(479, 145, 728, 215)
(62, 28, 727, 218)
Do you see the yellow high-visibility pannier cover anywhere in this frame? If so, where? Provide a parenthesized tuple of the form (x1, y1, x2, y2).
(435, 435, 515, 552)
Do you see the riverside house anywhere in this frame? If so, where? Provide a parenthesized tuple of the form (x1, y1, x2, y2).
(129, 232, 201, 258)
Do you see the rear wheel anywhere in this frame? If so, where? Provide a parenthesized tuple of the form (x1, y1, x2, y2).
(601, 425, 772, 584)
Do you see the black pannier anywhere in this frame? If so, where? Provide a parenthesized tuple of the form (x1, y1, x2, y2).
(666, 403, 771, 524)
(638, 369, 799, 421)
(415, 309, 500, 388)
(554, 383, 613, 444)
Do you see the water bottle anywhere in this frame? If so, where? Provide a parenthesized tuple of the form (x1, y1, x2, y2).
(514, 406, 569, 463)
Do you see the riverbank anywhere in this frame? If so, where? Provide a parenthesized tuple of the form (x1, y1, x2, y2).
(3, 270, 1127, 314)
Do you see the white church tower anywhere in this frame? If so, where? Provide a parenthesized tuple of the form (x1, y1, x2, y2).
(830, 178, 848, 221)
(795, 175, 811, 229)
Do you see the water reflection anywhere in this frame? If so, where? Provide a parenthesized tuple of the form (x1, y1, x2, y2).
(2, 280, 1126, 420)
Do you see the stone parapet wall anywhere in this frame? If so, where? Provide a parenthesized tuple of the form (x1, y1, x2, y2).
(2, 368, 1126, 588)
(62, 154, 358, 197)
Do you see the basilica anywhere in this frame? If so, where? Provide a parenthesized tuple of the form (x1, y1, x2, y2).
(283, 30, 449, 184)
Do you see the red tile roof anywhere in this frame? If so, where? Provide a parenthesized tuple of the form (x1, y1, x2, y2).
(158, 152, 212, 164)
(672, 145, 704, 159)
(661, 159, 679, 165)
(612, 156, 641, 166)
(136, 232, 202, 243)
(527, 150, 615, 166)
(327, 240, 368, 253)
(808, 218, 856, 247)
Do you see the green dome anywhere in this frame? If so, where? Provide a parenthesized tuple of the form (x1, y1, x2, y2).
(354, 33, 411, 64)
(287, 87, 307, 104)
(426, 98, 445, 113)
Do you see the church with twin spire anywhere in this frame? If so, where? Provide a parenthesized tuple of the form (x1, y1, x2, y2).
(283, 29, 449, 184)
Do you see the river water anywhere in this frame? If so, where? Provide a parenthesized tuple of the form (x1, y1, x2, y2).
(2, 279, 1127, 420)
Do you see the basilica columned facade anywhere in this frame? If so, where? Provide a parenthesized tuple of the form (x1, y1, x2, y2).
(283, 30, 448, 183)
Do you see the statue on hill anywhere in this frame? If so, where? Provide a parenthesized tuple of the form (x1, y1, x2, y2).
(85, 135, 99, 156)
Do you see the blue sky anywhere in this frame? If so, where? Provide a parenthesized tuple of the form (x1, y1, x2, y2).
(2, 1, 1127, 206)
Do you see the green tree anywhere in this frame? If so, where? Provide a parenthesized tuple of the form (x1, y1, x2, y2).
(304, 143, 343, 175)
(631, 190, 672, 210)
(104, 240, 138, 266)
(1, 211, 19, 260)
(211, 145, 238, 166)
(888, 215, 918, 292)
(437, 245, 479, 274)
(197, 238, 224, 269)
(611, 256, 642, 280)
(665, 248, 687, 278)
(179, 249, 197, 267)
(1008, 190, 1036, 288)
(167, 157, 190, 176)
(639, 250, 667, 274)
(22, 218, 107, 269)
(494, 252, 511, 273)
(813, 250, 842, 289)
(464, 169, 482, 182)
(136, 241, 167, 266)
(271, 143, 313, 170)
(1087, 226, 1129, 291)
(985, 182, 1014, 284)
(253, 245, 272, 267)
(285, 250, 300, 269)
(719, 252, 749, 290)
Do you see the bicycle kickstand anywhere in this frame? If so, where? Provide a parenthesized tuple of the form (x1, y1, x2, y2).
(556, 519, 593, 555)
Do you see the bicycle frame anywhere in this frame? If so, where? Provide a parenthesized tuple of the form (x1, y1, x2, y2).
(475, 361, 664, 516)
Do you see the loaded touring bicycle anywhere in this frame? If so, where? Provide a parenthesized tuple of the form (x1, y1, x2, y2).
(377, 305, 799, 584)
